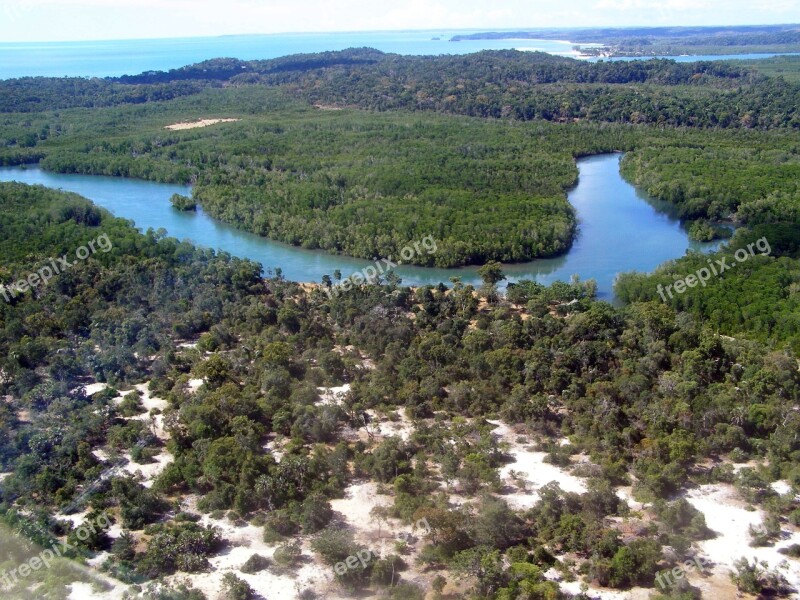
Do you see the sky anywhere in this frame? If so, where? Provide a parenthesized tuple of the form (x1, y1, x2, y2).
(0, 0, 798, 43)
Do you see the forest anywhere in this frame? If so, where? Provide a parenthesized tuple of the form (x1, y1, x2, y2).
(0, 183, 798, 599)
(1, 51, 799, 278)
(0, 47, 799, 599)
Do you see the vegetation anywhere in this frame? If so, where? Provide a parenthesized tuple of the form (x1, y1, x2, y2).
(170, 193, 197, 211)
(1, 45, 799, 599)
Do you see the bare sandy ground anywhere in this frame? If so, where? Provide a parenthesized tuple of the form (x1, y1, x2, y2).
(489, 420, 587, 509)
(686, 482, 800, 597)
(164, 118, 240, 130)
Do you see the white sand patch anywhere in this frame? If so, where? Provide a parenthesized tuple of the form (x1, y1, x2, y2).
(164, 118, 240, 130)
(120, 449, 173, 488)
(53, 509, 90, 528)
(489, 420, 586, 509)
(187, 378, 204, 393)
(557, 580, 651, 599)
(170, 509, 337, 599)
(371, 410, 414, 441)
(82, 382, 108, 396)
(616, 486, 647, 511)
(316, 383, 350, 406)
(86, 551, 110, 568)
(264, 437, 285, 462)
(772, 480, 794, 496)
(92, 448, 110, 462)
(0, 472, 11, 482)
(330, 481, 394, 545)
(106, 522, 123, 540)
(686, 483, 800, 596)
(177, 341, 198, 349)
(133, 383, 168, 412)
(67, 576, 131, 600)
(127, 383, 169, 441)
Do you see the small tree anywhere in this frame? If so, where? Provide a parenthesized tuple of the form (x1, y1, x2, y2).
(477, 261, 505, 303)
(221, 573, 254, 600)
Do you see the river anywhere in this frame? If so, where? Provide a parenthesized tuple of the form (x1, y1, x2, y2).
(0, 154, 720, 300)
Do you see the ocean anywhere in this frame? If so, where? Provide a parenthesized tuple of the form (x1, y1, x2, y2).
(0, 30, 585, 79)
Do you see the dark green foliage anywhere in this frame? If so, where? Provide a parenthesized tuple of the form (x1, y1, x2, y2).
(240, 553, 270, 574)
(220, 573, 254, 600)
(136, 522, 221, 578)
(170, 193, 197, 211)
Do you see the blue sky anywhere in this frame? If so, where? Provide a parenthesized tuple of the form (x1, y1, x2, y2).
(0, 0, 798, 42)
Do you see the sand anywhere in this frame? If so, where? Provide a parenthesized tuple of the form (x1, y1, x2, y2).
(82, 382, 108, 396)
(316, 383, 350, 406)
(686, 483, 800, 596)
(164, 118, 240, 130)
(489, 420, 587, 509)
(168, 498, 339, 599)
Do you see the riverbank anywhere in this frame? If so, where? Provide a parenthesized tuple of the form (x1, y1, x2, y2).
(0, 154, 720, 301)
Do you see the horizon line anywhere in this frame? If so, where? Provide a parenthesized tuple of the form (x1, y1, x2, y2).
(1, 22, 798, 46)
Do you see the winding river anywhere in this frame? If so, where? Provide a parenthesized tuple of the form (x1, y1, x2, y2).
(0, 154, 719, 300)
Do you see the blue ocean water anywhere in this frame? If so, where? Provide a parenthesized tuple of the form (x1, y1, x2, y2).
(3, 30, 794, 80)
(0, 31, 584, 79)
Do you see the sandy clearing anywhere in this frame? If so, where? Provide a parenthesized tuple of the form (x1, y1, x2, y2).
(53, 509, 90, 528)
(329, 481, 395, 545)
(126, 383, 170, 440)
(686, 483, 800, 596)
(264, 436, 285, 462)
(772, 479, 794, 496)
(120, 448, 173, 488)
(365, 408, 415, 442)
(82, 382, 108, 396)
(187, 378, 204, 393)
(169, 502, 338, 599)
(557, 580, 652, 599)
(316, 383, 350, 406)
(489, 420, 587, 509)
(67, 580, 127, 600)
(164, 118, 240, 130)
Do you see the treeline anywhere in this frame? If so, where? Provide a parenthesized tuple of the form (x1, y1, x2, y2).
(615, 223, 800, 351)
(4, 84, 800, 263)
(3, 48, 800, 130)
(620, 139, 800, 222)
(0, 77, 211, 112)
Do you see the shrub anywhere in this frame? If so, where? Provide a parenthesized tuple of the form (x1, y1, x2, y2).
(240, 553, 270, 574)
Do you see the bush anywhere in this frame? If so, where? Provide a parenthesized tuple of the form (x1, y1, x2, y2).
(221, 573, 254, 600)
(273, 541, 302, 567)
(170, 193, 197, 211)
(240, 553, 270, 574)
(299, 494, 333, 533)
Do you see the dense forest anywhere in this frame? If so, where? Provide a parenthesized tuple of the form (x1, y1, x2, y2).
(0, 46, 799, 599)
(0, 49, 799, 268)
(0, 183, 798, 599)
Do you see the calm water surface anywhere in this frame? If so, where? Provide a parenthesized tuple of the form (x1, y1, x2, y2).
(0, 31, 794, 79)
(0, 154, 718, 300)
